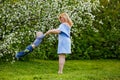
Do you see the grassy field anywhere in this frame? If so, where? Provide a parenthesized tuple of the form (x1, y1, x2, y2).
(0, 59, 120, 80)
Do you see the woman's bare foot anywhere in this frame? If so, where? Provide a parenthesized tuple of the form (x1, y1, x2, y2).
(58, 71, 63, 74)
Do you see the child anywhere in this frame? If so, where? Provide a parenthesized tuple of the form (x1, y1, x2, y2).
(44, 12, 73, 74)
(15, 32, 44, 60)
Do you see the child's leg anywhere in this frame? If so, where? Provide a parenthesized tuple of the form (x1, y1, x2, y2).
(15, 45, 33, 58)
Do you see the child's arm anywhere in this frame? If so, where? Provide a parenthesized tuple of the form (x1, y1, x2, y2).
(44, 29, 61, 36)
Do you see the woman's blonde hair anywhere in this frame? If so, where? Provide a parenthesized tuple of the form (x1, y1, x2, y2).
(58, 13, 73, 27)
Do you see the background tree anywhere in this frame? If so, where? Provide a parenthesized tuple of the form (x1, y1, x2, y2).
(0, 0, 119, 62)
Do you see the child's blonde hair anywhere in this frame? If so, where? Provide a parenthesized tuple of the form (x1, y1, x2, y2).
(36, 32, 43, 37)
(58, 13, 73, 27)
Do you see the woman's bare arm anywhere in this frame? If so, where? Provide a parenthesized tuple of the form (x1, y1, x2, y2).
(44, 29, 61, 36)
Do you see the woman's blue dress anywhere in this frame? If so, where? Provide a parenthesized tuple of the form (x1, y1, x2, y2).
(57, 23, 71, 54)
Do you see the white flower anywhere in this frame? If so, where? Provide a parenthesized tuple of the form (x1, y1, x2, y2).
(0, 53, 3, 57)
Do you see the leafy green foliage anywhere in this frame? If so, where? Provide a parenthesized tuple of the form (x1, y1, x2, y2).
(0, 0, 119, 61)
(92, 0, 120, 59)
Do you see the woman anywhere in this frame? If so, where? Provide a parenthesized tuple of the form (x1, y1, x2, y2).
(45, 12, 73, 74)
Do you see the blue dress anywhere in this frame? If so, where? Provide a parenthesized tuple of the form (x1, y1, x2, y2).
(57, 23, 71, 54)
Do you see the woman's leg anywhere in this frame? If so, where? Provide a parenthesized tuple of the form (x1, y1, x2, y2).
(58, 54, 66, 74)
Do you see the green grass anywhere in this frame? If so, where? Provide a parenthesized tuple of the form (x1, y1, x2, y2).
(0, 59, 120, 80)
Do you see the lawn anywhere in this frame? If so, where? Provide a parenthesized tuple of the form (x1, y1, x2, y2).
(0, 59, 120, 80)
